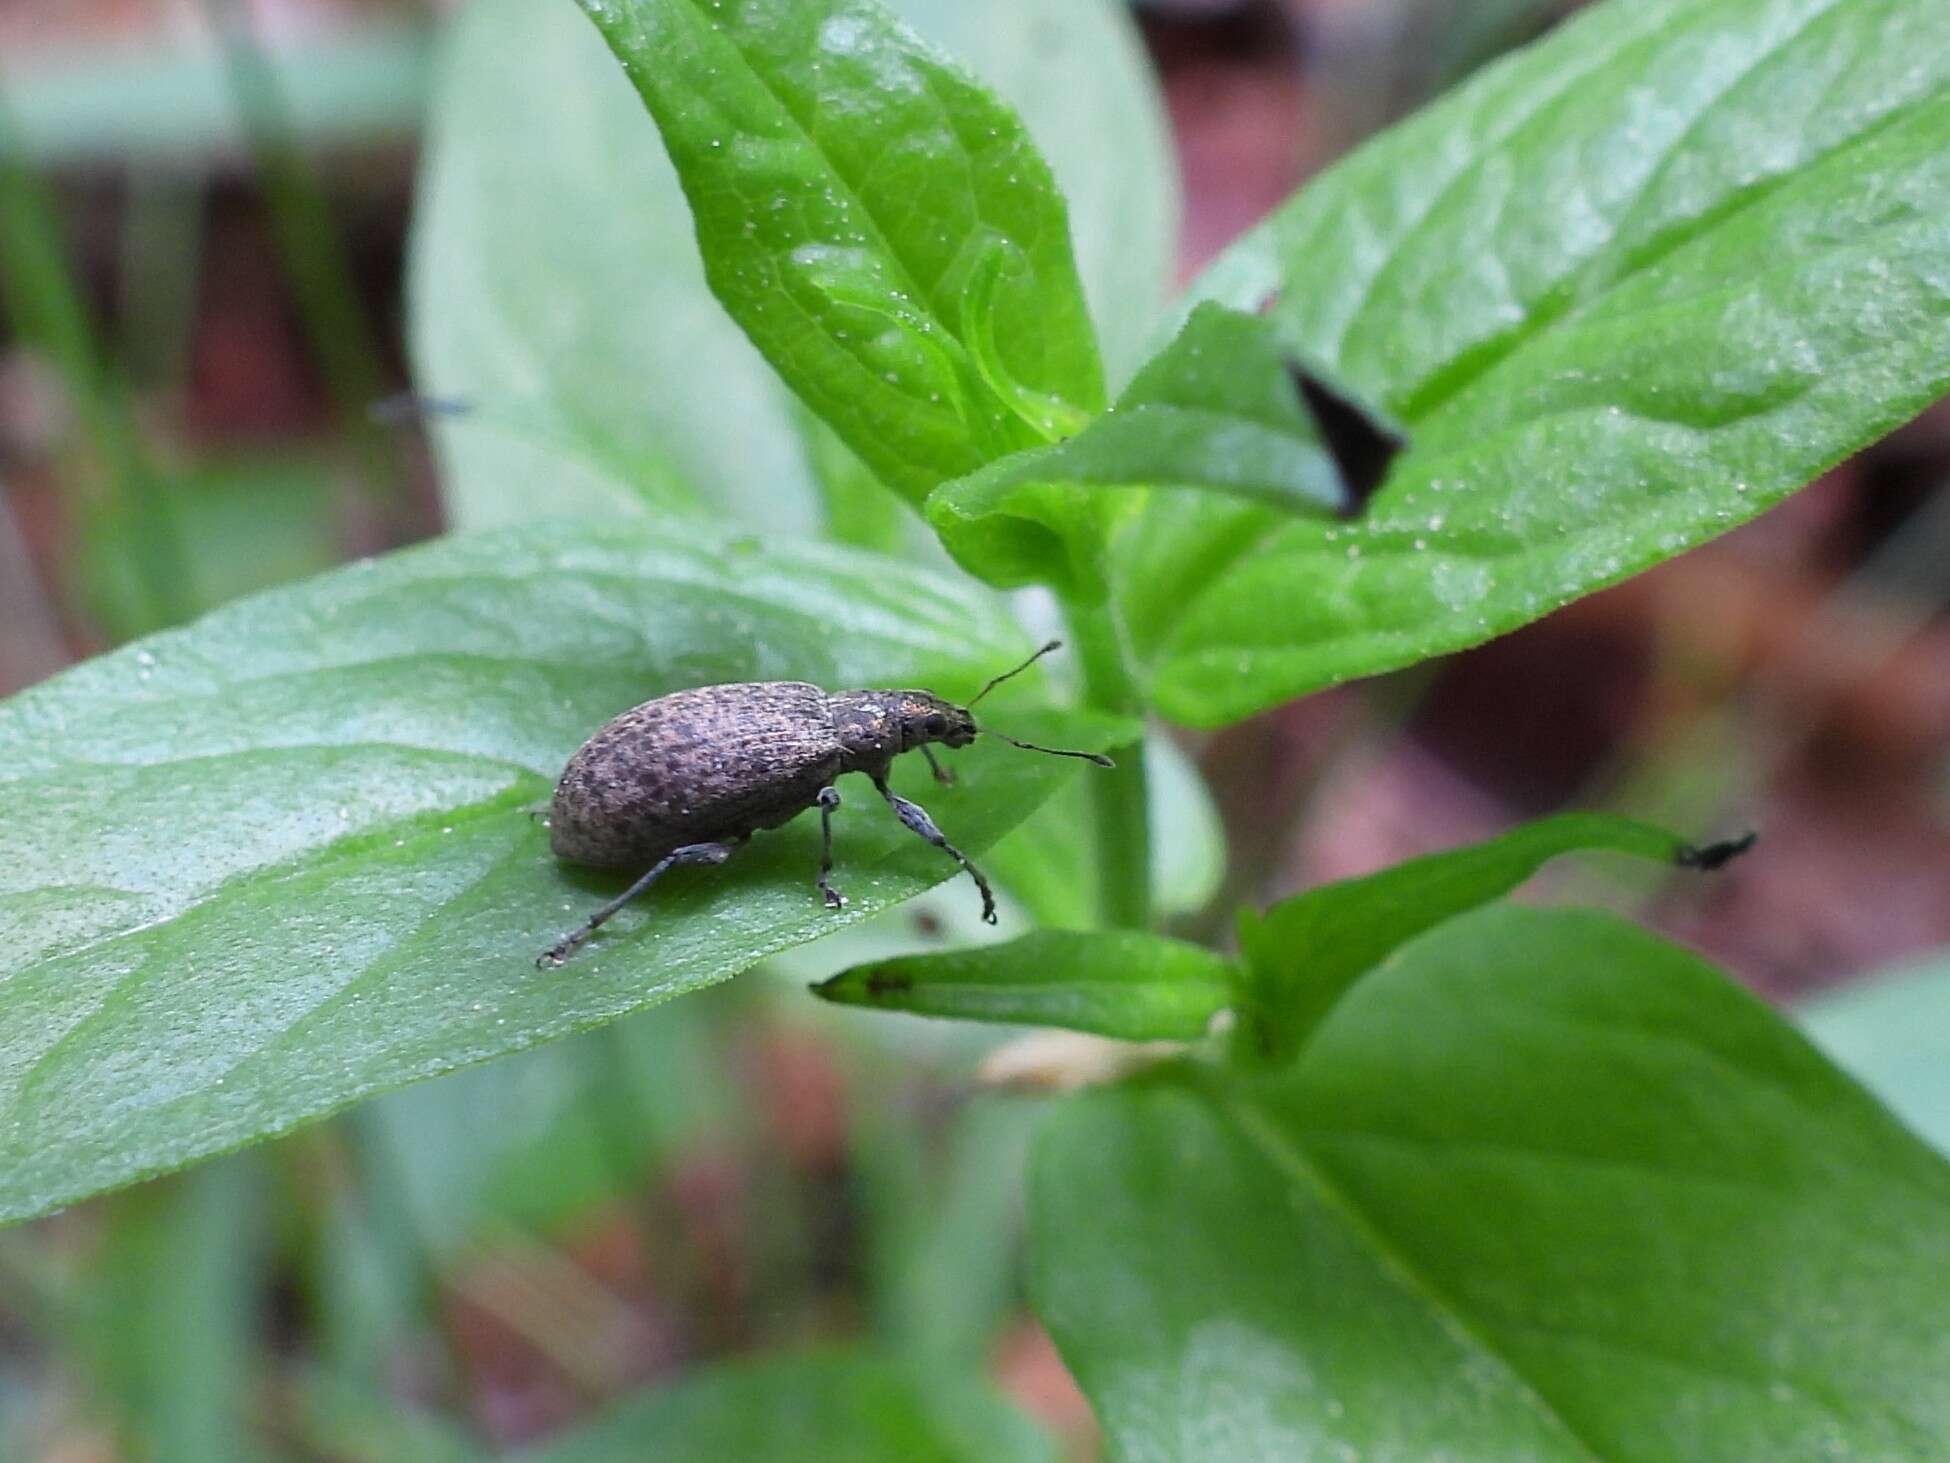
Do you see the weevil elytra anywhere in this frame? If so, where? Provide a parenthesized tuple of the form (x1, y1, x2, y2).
(537, 641, 1111, 966)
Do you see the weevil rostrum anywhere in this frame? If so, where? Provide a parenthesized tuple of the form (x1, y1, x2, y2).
(537, 641, 1111, 966)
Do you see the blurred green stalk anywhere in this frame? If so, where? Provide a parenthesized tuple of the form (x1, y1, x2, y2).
(0, 91, 193, 630)
(1067, 596, 1152, 929)
(203, 0, 413, 538)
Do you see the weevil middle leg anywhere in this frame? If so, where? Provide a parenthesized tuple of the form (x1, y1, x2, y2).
(538, 839, 737, 966)
(816, 785, 846, 909)
(871, 773, 996, 924)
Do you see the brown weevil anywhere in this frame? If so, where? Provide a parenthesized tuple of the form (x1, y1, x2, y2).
(537, 641, 1111, 966)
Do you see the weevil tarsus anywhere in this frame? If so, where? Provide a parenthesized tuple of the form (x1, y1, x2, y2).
(538, 839, 737, 966)
(816, 784, 847, 908)
(873, 772, 996, 925)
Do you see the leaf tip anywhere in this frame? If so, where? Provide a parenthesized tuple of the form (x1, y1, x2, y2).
(812, 966, 913, 1005)
(1675, 830, 1758, 872)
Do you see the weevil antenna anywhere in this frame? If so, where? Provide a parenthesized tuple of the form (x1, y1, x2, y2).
(971, 640, 1063, 707)
(988, 731, 1114, 768)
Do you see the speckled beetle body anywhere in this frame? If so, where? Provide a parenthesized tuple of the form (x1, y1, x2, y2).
(537, 644, 1108, 967)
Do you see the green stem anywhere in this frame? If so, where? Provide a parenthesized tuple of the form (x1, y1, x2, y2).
(1065, 596, 1150, 929)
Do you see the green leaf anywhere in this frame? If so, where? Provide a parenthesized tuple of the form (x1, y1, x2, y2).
(570, 0, 1105, 505)
(1119, 0, 1950, 726)
(413, 0, 1169, 530)
(0, 516, 1114, 1226)
(1032, 905, 1950, 1460)
(520, 1348, 1054, 1463)
(1801, 952, 1950, 1159)
(927, 304, 1359, 593)
(1236, 811, 1747, 1063)
(816, 928, 1236, 1040)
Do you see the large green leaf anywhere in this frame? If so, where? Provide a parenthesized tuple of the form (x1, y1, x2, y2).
(567, 0, 1105, 503)
(1032, 905, 1950, 1460)
(412, 0, 1170, 529)
(522, 1349, 1053, 1463)
(0, 517, 1114, 1225)
(1118, 0, 1950, 725)
(1236, 811, 1749, 1063)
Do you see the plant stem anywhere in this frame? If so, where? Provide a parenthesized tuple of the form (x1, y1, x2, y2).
(1065, 596, 1151, 929)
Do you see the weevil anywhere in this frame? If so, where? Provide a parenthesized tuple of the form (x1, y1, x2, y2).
(537, 641, 1110, 966)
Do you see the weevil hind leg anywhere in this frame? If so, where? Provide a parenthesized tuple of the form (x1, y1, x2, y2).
(538, 840, 737, 967)
(871, 774, 996, 924)
(816, 785, 847, 909)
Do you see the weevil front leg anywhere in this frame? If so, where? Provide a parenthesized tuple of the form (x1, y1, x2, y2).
(871, 774, 996, 924)
(538, 840, 736, 967)
(816, 785, 847, 909)
(919, 745, 955, 786)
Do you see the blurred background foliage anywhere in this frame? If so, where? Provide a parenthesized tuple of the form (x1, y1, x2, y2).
(2, 0, 1948, 1457)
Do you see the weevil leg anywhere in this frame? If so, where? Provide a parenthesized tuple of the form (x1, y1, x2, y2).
(919, 745, 955, 786)
(816, 785, 847, 909)
(538, 840, 736, 967)
(872, 774, 996, 924)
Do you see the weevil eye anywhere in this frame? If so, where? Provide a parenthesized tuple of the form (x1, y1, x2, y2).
(923, 713, 949, 737)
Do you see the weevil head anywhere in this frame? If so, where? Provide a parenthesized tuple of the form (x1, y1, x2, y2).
(829, 689, 975, 770)
(897, 691, 978, 751)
